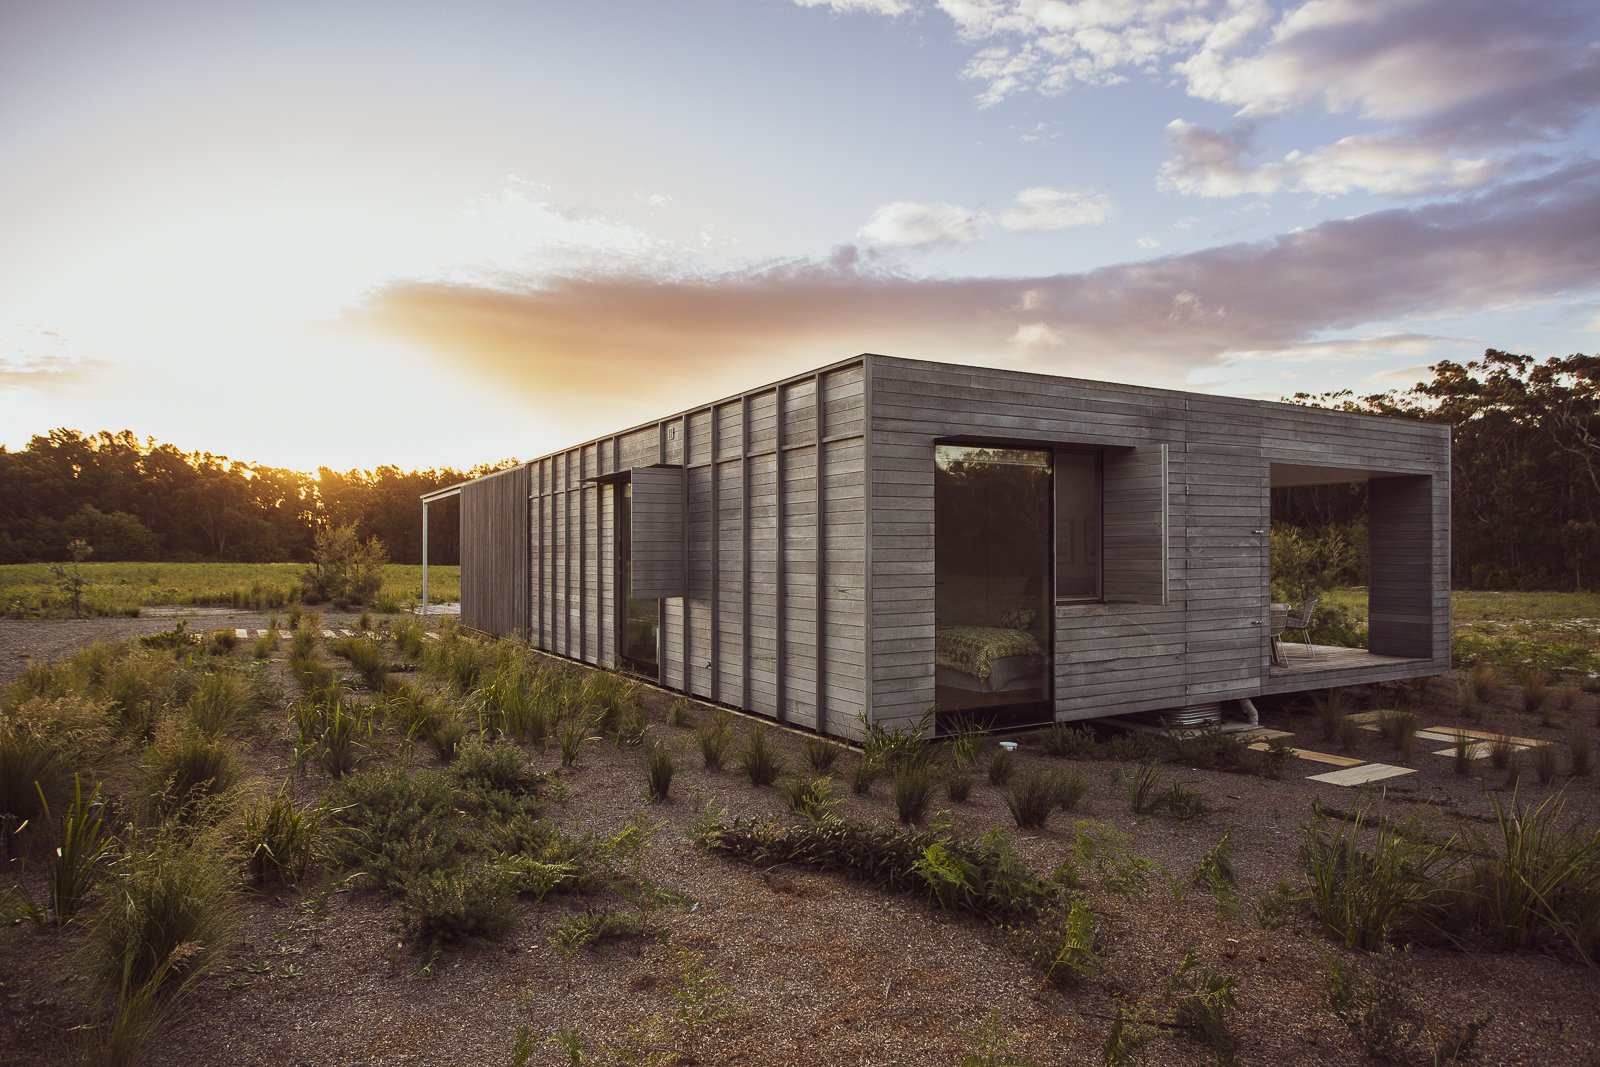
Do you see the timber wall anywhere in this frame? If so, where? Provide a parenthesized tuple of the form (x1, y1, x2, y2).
(459, 464, 532, 637)
(525, 359, 870, 739)
(865, 355, 1451, 727)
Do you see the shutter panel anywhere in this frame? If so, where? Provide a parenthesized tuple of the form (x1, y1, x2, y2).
(1102, 444, 1168, 605)
(630, 466, 685, 598)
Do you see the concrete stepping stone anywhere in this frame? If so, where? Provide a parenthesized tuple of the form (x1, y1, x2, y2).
(1423, 725, 1545, 747)
(1237, 728, 1294, 742)
(424, 632, 439, 640)
(322, 629, 337, 639)
(1430, 741, 1496, 760)
(234, 628, 250, 639)
(340, 628, 354, 637)
(1308, 763, 1417, 786)
(1249, 741, 1363, 767)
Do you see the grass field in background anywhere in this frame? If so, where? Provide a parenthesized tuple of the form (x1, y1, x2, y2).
(0, 562, 461, 618)
(4, 565, 1595, 674)
(1325, 587, 1600, 674)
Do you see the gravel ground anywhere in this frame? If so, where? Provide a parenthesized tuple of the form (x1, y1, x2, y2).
(3, 615, 1599, 1066)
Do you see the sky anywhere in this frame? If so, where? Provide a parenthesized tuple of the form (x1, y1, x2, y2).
(2, 0, 1597, 473)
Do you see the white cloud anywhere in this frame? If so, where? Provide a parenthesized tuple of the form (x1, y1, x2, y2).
(364, 162, 1600, 402)
(1136, 236, 1162, 249)
(798, 0, 1600, 206)
(996, 186, 1114, 230)
(858, 201, 981, 247)
(792, 0, 915, 14)
(860, 185, 1111, 247)
(1159, 119, 1502, 197)
(1178, 0, 1600, 133)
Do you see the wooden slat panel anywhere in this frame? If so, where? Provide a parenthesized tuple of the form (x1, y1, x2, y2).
(459, 464, 531, 638)
(630, 466, 685, 599)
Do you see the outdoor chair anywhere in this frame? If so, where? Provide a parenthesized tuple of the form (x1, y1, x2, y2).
(1269, 605, 1291, 666)
(1281, 598, 1318, 659)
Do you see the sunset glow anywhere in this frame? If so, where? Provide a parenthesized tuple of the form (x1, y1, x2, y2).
(3, 0, 1597, 472)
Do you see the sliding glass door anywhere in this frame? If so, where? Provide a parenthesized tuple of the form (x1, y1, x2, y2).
(933, 445, 1052, 722)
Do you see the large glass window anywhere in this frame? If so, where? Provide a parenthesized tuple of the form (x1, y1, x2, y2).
(1055, 451, 1102, 600)
(934, 445, 1052, 718)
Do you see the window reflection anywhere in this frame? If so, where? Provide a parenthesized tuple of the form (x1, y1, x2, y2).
(934, 445, 1051, 716)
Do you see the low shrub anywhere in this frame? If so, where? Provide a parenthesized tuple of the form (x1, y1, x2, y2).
(94, 828, 236, 1002)
(645, 743, 675, 802)
(1029, 897, 1101, 987)
(30, 775, 115, 925)
(144, 731, 243, 823)
(1449, 792, 1600, 962)
(400, 863, 517, 945)
(239, 787, 323, 886)
(781, 775, 837, 822)
(1302, 807, 1453, 951)
(891, 763, 936, 825)
(187, 671, 253, 736)
(1532, 743, 1560, 785)
(557, 713, 594, 768)
(330, 635, 389, 691)
(1570, 728, 1593, 776)
(1004, 770, 1060, 830)
(1105, 730, 1162, 763)
(695, 814, 1057, 924)
(986, 749, 1016, 786)
(1039, 724, 1098, 759)
(2, 695, 115, 852)
(861, 708, 936, 773)
(945, 767, 974, 803)
(848, 758, 879, 796)
(697, 714, 734, 771)
(454, 737, 533, 793)
(1325, 949, 1492, 1064)
(552, 908, 654, 953)
(738, 725, 783, 787)
(666, 699, 696, 728)
(804, 737, 841, 772)
(1311, 688, 1355, 739)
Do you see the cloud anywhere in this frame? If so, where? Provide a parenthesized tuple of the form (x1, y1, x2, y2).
(996, 186, 1114, 230)
(1158, 119, 1503, 197)
(794, 0, 1599, 203)
(1179, 0, 1599, 135)
(357, 161, 1600, 415)
(858, 201, 981, 247)
(792, 0, 914, 14)
(860, 185, 1113, 248)
(0, 354, 111, 393)
(936, 0, 1272, 105)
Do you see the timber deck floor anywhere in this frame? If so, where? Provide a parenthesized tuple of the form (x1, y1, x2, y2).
(1268, 642, 1422, 675)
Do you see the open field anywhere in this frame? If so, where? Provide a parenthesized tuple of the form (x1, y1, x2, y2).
(0, 562, 461, 618)
(2, 613, 1599, 1066)
(1323, 588, 1600, 676)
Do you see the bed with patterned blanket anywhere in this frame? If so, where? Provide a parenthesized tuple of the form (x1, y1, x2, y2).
(935, 624, 1043, 693)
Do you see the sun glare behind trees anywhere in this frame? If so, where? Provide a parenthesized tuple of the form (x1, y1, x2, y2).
(0, 429, 516, 566)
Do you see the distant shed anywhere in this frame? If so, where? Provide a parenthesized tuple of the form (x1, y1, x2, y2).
(426, 353, 1451, 740)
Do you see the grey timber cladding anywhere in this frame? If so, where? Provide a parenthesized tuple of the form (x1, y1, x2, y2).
(630, 466, 686, 599)
(456, 351, 1447, 741)
(522, 358, 870, 739)
(459, 464, 531, 637)
(865, 354, 1450, 730)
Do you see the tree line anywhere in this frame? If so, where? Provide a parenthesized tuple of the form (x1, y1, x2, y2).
(1280, 350, 1598, 591)
(0, 429, 513, 565)
(4, 350, 1594, 590)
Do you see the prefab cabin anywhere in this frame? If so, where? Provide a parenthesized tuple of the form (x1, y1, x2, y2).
(425, 354, 1451, 741)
